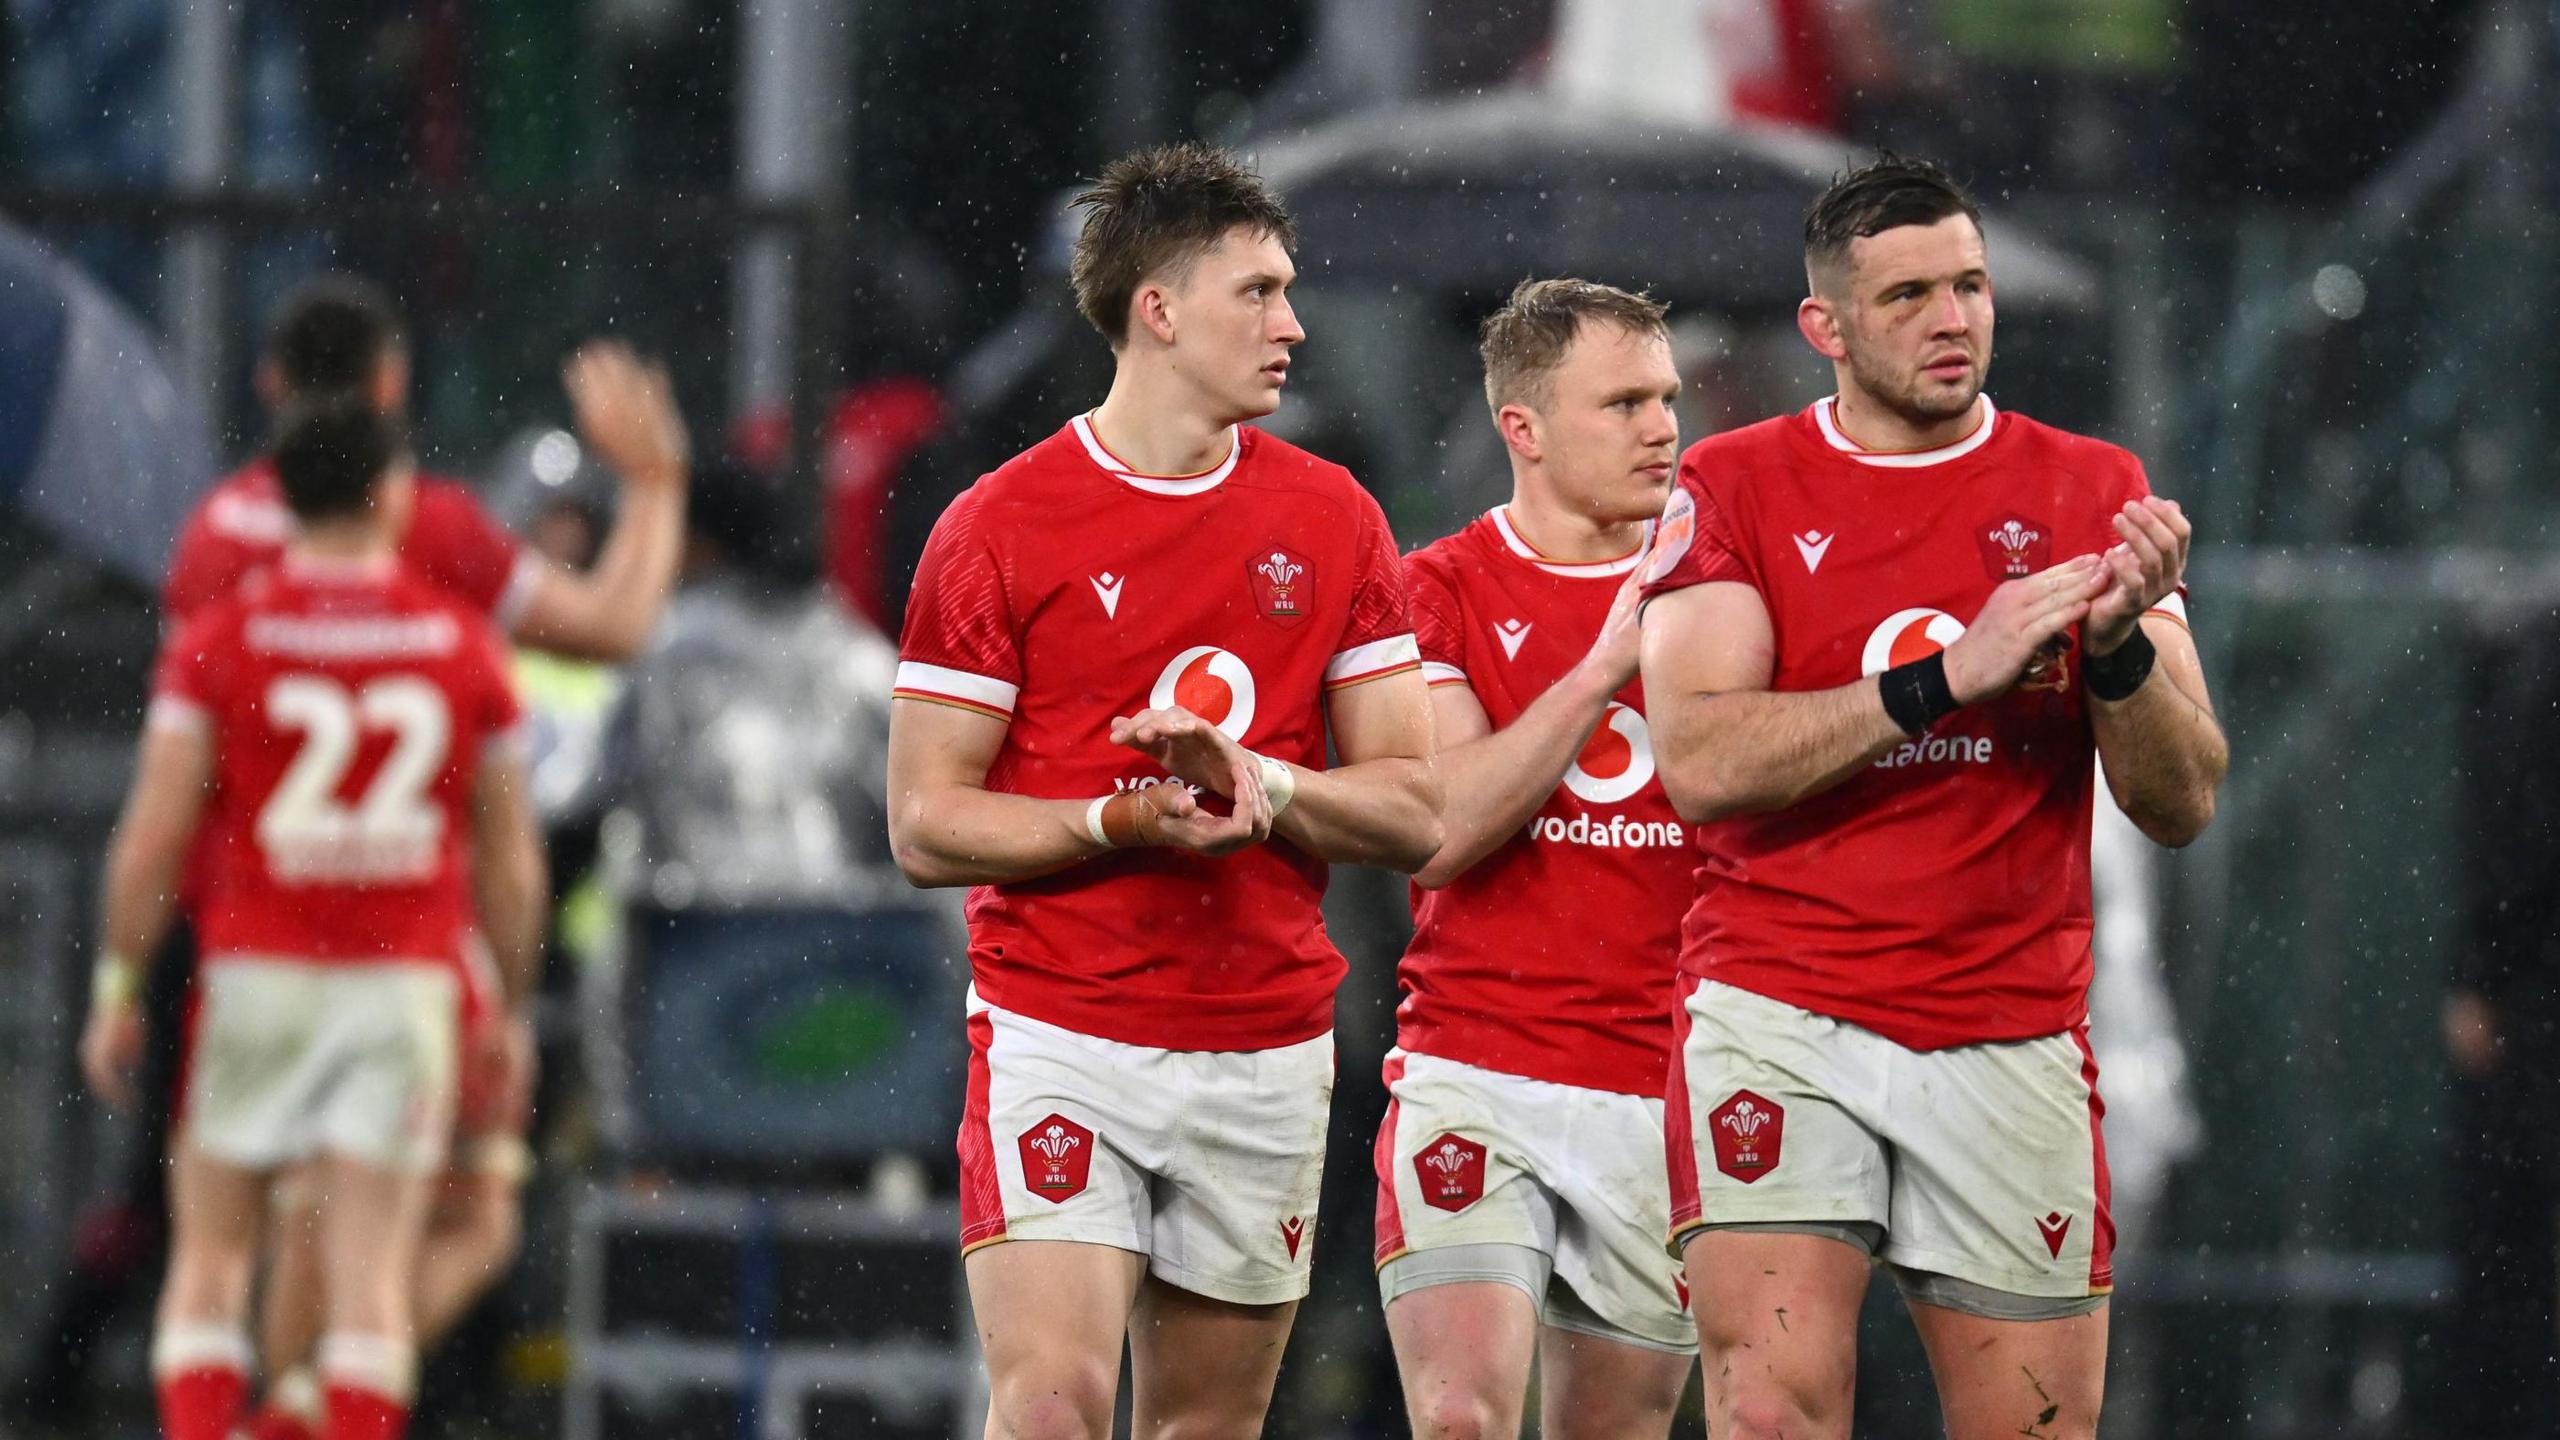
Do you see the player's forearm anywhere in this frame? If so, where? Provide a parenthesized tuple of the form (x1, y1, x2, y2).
(891, 785, 1111, 887)
(2091, 675, 2227, 848)
(1656, 680, 1905, 823)
(1416, 667, 1619, 889)
(473, 831, 548, 1009)
(98, 823, 188, 972)
(533, 481, 685, 661)
(1272, 756, 1443, 872)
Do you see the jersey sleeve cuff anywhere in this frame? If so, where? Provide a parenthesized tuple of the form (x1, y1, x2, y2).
(481, 720, 533, 766)
(145, 694, 209, 737)
(2144, 591, 2189, 631)
(893, 660, 1020, 720)
(1421, 660, 1471, 689)
(1325, 634, 1422, 690)
(493, 553, 547, 635)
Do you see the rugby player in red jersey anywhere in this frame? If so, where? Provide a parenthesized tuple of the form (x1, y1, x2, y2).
(1639, 155, 2228, 1440)
(888, 143, 1442, 1440)
(83, 397, 547, 1440)
(1373, 279, 1696, 1439)
(158, 277, 686, 1440)
(165, 274, 689, 662)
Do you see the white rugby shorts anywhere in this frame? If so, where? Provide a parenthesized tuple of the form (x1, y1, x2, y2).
(1374, 1050, 1693, 1352)
(957, 988, 1333, 1307)
(182, 957, 461, 1177)
(1668, 977, 2112, 1304)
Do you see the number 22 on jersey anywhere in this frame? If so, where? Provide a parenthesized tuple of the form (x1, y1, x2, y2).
(256, 673, 451, 884)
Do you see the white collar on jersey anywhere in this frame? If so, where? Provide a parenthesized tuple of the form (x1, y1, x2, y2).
(1812, 394, 1998, 468)
(1070, 412, 1240, 496)
(1487, 504, 1653, 578)
(279, 550, 397, 583)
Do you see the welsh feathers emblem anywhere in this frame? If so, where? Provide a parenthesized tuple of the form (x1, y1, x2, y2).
(1976, 514, 2051, 581)
(1017, 1114, 1095, 1202)
(1414, 1131, 1487, 1212)
(1249, 544, 1314, 627)
(1708, 1091, 1784, 1184)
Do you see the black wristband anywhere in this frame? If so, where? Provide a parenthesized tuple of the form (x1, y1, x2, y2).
(2083, 625, 2157, 702)
(1879, 651, 1961, 736)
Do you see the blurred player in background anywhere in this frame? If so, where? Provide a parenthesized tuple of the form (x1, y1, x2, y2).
(214, 281, 685, 1440)
(208, 284, 686, 1440)
(166, 274, 691, 661)
(82, 397, 548, 1440)
(889, 142, 1441, 1439)
(43, 275, 690, 1439)
(1373, 278, 1697, 1439)
(1639, 155, 2227, 1440)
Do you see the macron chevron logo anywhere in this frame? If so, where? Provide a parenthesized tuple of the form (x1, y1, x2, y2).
(1090, 572, 1124, 618)
(1793, 530, 1835, 574)
(2036, 1211, 2073, 1258)
(1495, 618, 1532, 660)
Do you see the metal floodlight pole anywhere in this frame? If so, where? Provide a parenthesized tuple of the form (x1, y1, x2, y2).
(733, 0, 853, 434)
(1317, 0, 1420, 103)
(1099, 0, 1173, 153)
(164, 0, 240, 417)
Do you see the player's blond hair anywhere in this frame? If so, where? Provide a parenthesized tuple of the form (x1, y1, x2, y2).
(1070, 143, 1298, 348)
(1478, 277, 1670, 418)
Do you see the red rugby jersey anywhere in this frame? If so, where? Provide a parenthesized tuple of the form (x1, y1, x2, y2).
(164, 458, 540, 629)
(1640, 397, 2187, 1051)
(1396, 507, 1689, 1095)
(162, 459, 541, 911)
(896, 416, 1419, 1051)
(149, 556, 524, 973)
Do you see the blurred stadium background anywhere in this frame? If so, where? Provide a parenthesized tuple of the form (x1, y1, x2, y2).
(0, 1, 2552, 1437)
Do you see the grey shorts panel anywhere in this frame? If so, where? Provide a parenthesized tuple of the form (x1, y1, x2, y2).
(1892, 1266, 2109, 1322)
(1543, 1279, 1698, 1356)
(1378, 1241, 1551, 1311)
(1684, 1219, 1885, 1258)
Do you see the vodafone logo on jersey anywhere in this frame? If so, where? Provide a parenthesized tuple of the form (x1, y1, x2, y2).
(1563, 704, 1654, 804)
(1150, 646, 1258, 741)
(1859, 608, 1998, 769)
(1859, 606, 1969, 676)
(1524, 704, 1686, 848)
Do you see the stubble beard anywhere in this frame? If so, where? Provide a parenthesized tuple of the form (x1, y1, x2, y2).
(1846, 345, 1984, 431)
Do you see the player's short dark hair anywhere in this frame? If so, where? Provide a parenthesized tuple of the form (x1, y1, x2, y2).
(1478, 277, 1670, 416)
(1803, 154, 1981, 292)
(272, 393, 401, 523)
(1069, 142, 1297, 347)
(263, 274, 406, 398)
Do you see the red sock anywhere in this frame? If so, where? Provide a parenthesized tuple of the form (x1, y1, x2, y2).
(250, 1364, 324, 1440)
(154, 1364, 248, 1440)
(247, 1401, 322, 1440)
(323, 1382, 409, 1440)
